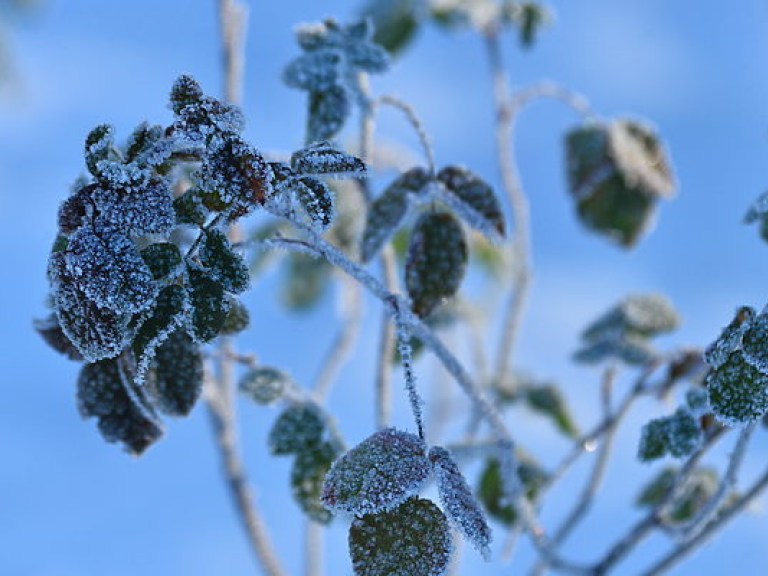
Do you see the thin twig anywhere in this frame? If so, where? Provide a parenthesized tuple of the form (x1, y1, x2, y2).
(375, 246, 398, 430)
(217, 0, 248, 106)
(305, 519, 323, 576)
(509, 80, 596, 119)
(313, 275, 364, 400)
(377, 94, 436, 174)
(640, 462, 768, 576)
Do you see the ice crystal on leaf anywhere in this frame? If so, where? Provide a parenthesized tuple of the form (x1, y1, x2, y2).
(63, 224, 157, 314)
(283, 50, 344, 92)
(436, 165, 505, 241)
(291, 176, 336, 231)
(638, 408, 702, 462)
(149, 329, 203, 417)
(239, 366, 292, 405)
(348, 497, 453, 576)
(170, 74, 245, 143)
(429, 446, 492, 558)
(405, 211, 468, 317)
(269, 402, 327, 455)
(132, 285, 187, 382)
(77, 359, 162, 455)
(685, 387, 710, 417)
(199, 229, 250, 294)
(140, 243, 182, 280)
(706, 350, 768, 424)
(360, 167, 430, 262)
(307, 86, 351, 144)
(290, 140, 366, 178)
(91, 179, 175, 236)
(321, 427, 430, 515)
(704, 306, 755, 370)
(220, 297, 250, 334)
(740, 313, 768, 373)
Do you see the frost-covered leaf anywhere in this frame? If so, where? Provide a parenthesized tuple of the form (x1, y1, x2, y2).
(429, 446, 491, 558)
(307, 85, 351, 144)
(77, 359, 162, 455)
(636, 467, 677, 508)
(34, 313, 84, 361)
(291, 141, 366, 177)
(574, 332, 656, 366)
(524, 385, 579, 439)
(564, 120, 675, 247)
(362, 0, 421, 55)
(239, 366, 292, 405)
(706, 350, 768, 424)
(478, 454, 548, 527)
(283, 50, 343, 92)
(292, 441, 341, 524)
(406, 211, 468, 317)
(704, 306, 755, 369)
(91, 179, 175, 236)
(636, 466, 721, 524)
(196, 134, 271, 218)
(150, 329, 203, 417)
(269, 402, 326, 455)
(220, 297, 250, 334)
(132, 285, 186, 379)
(140, 243, 182, 280)
(84, 124, 116, 179)
(173, 188, 209, 226)
(199, 229, 250, 294)
(583, 294, 680, 341)
(638, 408, 702, 462)
(49, 253, 127, 362)
(740, 313, 768, 373)
(437, 165, 505, 240)
(361, 168, 430, 262)
(62, 225, 157, 314)
(124, 122, 165, 164)
(170, 74, 245, 142)
(58, 184, 96, 234)
(292, 176, 335, 230)
(686, 387, 710, 417)
(322, 427, 430, 515)
(186, 266, 229, 342)
(349, 497, 453, 576)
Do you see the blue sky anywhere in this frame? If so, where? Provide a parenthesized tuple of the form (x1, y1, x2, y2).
(3, 1, 768, 574)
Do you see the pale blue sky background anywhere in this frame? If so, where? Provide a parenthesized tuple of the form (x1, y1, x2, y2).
(3, 1, 768, 575)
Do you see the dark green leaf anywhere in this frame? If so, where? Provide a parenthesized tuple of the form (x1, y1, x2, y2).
(132, 285, 186, 378)
(349, 497, 453, 576)
(706, 350, 768, 424)
(140, 243, 182, 280)
(704, 306, 755, 369)
(173, 189, 209, 226)
(741, 313, 768, 373)
(307, 85, 350, 144)
(292, 441, 340, 524)
(437, 165, 505, 239)
(84, 124, 114, 178)
(524, 385, 579, 439)
(269, 402, 326, 455)
(186, 266, 229, 342)
(361, 0, 421, 55)
(239, 366, 292, 405)
(220, 297, 250, 334)
(199, 229, 250, 294)
(406, 211, 468, 317)
(151, 329, 203, 417)
(293, 176, 335, 230)
(478, 454, 548, 527)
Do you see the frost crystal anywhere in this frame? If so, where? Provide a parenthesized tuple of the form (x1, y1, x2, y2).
(740, 313, 768, 373)
(186, 266, 229, 342)
(77, 359, 163, 455)
(429, 446, 492, 558)
(140, 243, 182, 280)
(291, 176, 336, 231)
(322, 427, 430, 515)
(239, 366, 292, 405)
(132, 285, 187, 383)
(269, 402, 327, 455)
(170, 74, 245, 143)
(703, 306, 755, 369)
(150, 329, 203, 417)
(91, 179, 175, 236)
(348, 497, 453, 576)
(436, 165, 505, 240)
(405, 211, 468, 317)
(637, 408, 701, 462)
(283, 50, 343, 92)
(706, 350, 768, 424)
(34, 314, 84, 361)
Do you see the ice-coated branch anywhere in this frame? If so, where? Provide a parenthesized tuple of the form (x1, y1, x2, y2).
(305, 519, 324, 576)
(389, 296, 426, 439)
(376, 94, 436, 174)
(509, 80, 596, 120)
(375, 246, 398, 430)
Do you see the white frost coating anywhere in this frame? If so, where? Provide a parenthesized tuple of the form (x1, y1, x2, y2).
(290, 140, 366, 177)
(391, 303, 425, 439)
(283, 49, 343, 92)
(431, 183, 504, 244)
(321, 427, 430, 516)
(707, 350, 768, 425)
(429, 446, 492, 559)
(92, 179, 175, 236)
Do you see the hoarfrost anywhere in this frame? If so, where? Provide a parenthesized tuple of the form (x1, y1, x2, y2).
(706, 350, 768, 424)
(150, 329, 203, 417)
(269, 402, 327, 455)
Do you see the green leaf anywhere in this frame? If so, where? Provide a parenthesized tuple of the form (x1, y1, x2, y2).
(405, 211, 468, 317)
(349, 497, 453, 576)
(140, 243, 182, 280)
(132, 284, 186, 377)
(704, 306, 755, 369)
(292, 441, 341, 524)
(84, 124, 114, 178)
(636, 466, 721, 524)
(740, 313, 768, 373)
(77, 358, 162, 455)
(361, 167, 429, 262)
(706, 350, 768, 424)
(517, 2, 549, 48)
(574, 333, 656, 366)
(478, 454, 548, 527)
(199, 229, 250, 294)
(239, 366, 292, 405)
(583, 294, 680, 340)
(281, 252, 331, 310)
(150, 329, 203, 417)
(322, 427, 430, 515)
(524, 385, 579, 439)
(638, 408, 702, 462)
(220, 296, 250, 334)
(269, 402, 326, 455)
(636, 467, 677, 508)
(173, 189, 209, 226)
(307, 85, 350, 144)
(637, 418, 670, 462)
(437, 165, 506, 239)
(361, 0, 421, 55)
(186, 266, 229, 342)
